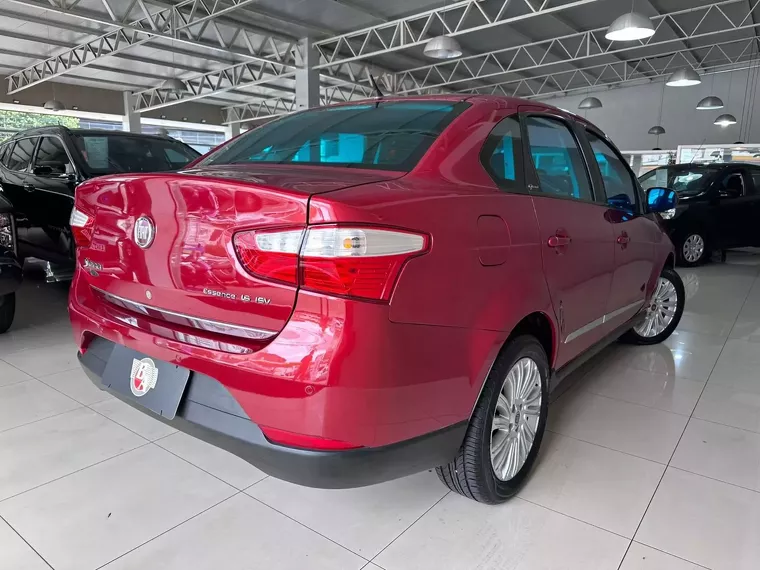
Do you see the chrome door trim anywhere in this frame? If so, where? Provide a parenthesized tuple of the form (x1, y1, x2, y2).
(563, 299, 644, 344)
(92, 287, 277, 341)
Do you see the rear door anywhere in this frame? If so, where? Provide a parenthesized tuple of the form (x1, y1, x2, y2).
(519, 108, 616, 367)
(25, 135, 78, 261)
(0, 137, 37, 253)
(582, 128, 655, 325)
(711, 167, 755, 248)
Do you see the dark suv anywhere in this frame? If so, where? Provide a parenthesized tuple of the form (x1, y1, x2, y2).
(640, 163, 760, 265)
(0, 127, 200, 267)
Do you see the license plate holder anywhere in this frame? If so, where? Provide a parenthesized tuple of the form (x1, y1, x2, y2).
(102, 345, 190, 420)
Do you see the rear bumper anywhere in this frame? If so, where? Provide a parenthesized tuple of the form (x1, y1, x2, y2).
(0, 249, 22, 296)
(78, 336, 467, 489)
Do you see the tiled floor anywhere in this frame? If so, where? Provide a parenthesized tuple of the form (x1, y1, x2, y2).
(4, 254, 760, 569)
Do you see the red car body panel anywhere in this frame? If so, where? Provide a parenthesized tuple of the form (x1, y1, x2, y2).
(69, 95, 674, 474)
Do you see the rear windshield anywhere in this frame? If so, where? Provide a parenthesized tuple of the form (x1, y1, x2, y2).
(200, 101, 469, 172)
(72, 134, 200, 175)
(639, 166, 721, 196)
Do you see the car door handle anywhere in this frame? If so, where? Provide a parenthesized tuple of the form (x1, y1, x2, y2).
(617, 233, 630, 246)
(548, 234, 572, 247)
(23, 183, 35, 192)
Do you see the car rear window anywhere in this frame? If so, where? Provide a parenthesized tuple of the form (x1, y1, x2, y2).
(639, 166, 720, 196)
(71, 134, 200, 175)
(201, 101, 469, 172)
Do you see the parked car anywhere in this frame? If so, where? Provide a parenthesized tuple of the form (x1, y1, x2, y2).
(0, 194, 22, 333)
(0, 127, 200, 267)
(69, 96, 683, 504)
(639, 162, 760, 266)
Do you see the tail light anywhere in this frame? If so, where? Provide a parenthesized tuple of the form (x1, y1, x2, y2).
(69, 207, 94, 248)
(260, 426, 361, 450)
(234, 226, 427, 302)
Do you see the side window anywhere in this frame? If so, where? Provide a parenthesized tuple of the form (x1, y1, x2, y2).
(0, 144, 8, 167)
(34, 137, 71, 175)
(481, 115, 524, 190)
(6, 137, 38, 172)
(524, 116, 592, 201)
(586, 131, 639, 210)
(749, 168, 760, 195)
(717, 171, 746, 198)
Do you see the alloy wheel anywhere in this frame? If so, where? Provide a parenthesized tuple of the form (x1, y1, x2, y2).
(490, 357, 542, 481)
(634, 277, 679, 338)
(682, 234, 705, 263)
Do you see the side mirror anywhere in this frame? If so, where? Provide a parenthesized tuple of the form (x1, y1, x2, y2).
(719, 188, 741, 199)
(646, 186, 678, 213)
(33, 165, 53, 176)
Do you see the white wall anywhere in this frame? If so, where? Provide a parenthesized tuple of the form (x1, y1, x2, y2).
(538, 67, 760, 150)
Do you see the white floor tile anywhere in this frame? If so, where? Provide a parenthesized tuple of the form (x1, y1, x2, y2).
(0, 380, 80, 432)
(519, 432, 664, 538)
(90, 398, 176, 441)
(549, 389, 688, 463)
(581, 359, 705, 416)
(1, 342, 80, 377)
(729, 316, 760, 343)
(620, 543, 706, 570)
(0, 360, 32, 387)
(676, 311, 735, 339)
(247, 471, 448, 558)
(0, 407, 146, 500)
(374, 493, 628, 570)
(101, 493, 364, 570)
(156, 432, 266, 490)
(0, 518, 50, 570)
(609, 330, 724, 382)
(692, 382, 760, 433)
(37, 367, 113, 405)
(0, 445, 236, 570)
(671, 418, 760, 491)
(637, 467, 760, 570)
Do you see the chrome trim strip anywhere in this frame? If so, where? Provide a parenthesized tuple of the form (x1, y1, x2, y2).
(564, 299, 645, 344)
(93, 287, 277, 341)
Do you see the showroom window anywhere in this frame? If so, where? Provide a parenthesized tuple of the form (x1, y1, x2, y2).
(586, 131, 639, 211)
(524, 116, 592, 201)
(481, 115, 524, 191)
(6, 137, 38, 171)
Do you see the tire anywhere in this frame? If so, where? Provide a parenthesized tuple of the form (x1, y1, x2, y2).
(0, 293, 16, 334)
(622, 267, 684, 346)
(436, 336, 549, 504)
(677, 231, 708, 266)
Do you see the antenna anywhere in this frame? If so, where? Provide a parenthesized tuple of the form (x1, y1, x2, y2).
(689, 138, 707, 164)
(369, 74, 384, 99)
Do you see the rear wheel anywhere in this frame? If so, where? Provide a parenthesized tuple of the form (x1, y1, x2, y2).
(678, 232, 708, 266)
(622, 267, 684, 345)
(0, 293, 16, 334)
(436, 336, 549, 504)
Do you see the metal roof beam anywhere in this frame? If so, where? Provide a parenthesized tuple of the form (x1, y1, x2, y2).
(389, 0, 758, 94)
(463, 37, 760, 98)
(6, 0, 297, 93)
(313, 0, 602, 69)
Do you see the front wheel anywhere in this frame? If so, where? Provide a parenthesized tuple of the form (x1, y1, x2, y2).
(436, 336, 549, 504)
(678, 232, 708, 266)
(0, 293, 16, 334)
(622, 267, 684, 345)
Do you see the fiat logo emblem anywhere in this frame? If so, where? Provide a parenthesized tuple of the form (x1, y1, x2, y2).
(133, 216, 155, 249)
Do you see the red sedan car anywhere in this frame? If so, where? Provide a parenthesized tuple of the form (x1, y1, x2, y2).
(69, 96, 683, 504)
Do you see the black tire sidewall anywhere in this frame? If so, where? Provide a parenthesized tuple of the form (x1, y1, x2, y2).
(0, 293, 16, 334)
(477, 336, 549, 502)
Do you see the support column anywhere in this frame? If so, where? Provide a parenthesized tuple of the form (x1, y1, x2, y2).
(122, 91, 141, 133)
(295, 37, 320, 112)
(631, 155, 643, 177)
(224, 122, 241, 141)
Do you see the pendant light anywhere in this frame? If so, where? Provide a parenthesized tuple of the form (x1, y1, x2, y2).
(648, 125, 665, 135)
(42, 20, 65, 112)
(423, 0, 462, 59)
(605, 11, 655, 42)
(160, 78, 186, 93)
(715, 70, 737, 128)
(424, 35, 462, 59)
(697, 73, 723, 110)
(666, 67, 701, 87)
(578, 96, 603, 109)
(648, 80, 666, 145)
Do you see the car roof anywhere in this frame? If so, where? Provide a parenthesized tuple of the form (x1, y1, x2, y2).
(5, 126, 172, 141)
(658, 163, 759, 169)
